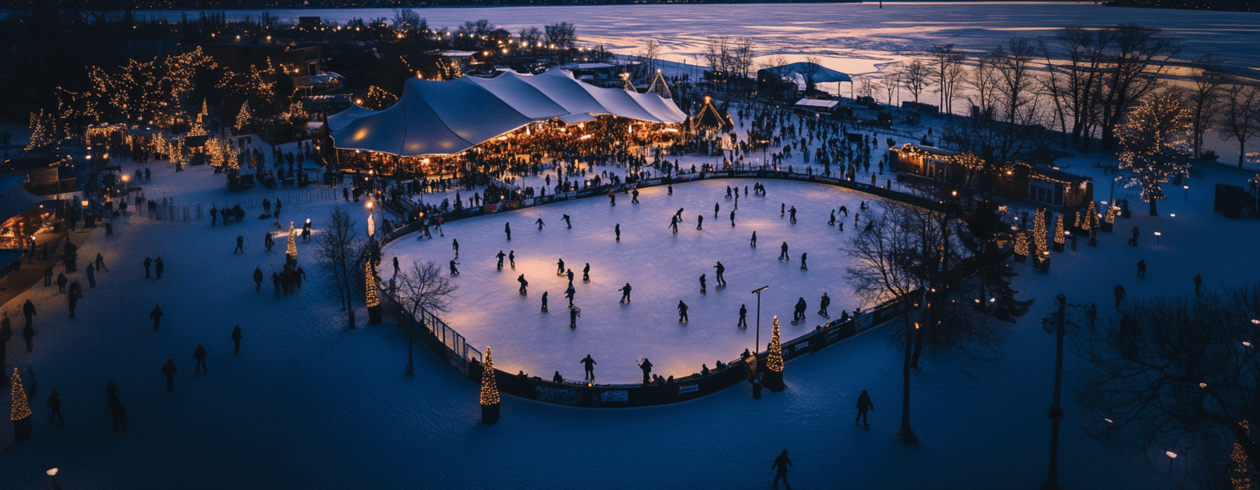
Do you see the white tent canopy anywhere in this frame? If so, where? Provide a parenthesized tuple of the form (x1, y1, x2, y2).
(331, 68, 687, 157)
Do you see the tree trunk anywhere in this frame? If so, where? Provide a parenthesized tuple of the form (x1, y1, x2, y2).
(1148, 199, 1157, 217)
(1242, 141, 1248, 169)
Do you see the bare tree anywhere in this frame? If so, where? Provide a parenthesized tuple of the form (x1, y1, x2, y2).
(637, 39, 662, 76)
(1096, 25, 1180, 150)
(704, 35, 730, 90)
(993, 38, 1038, 126)
(1048, 27, 1109, 150)
(1116, 90, 1191, 216)
(1186, 55, 1227, 159)
(802, 55, 824, 94)
(902, 58, 929, 105)
(1218, 82, 1260, 169)
(517, 27, 542, 51)
(316, 208, 365, 327)
(928, 44, 966, 115)
(396, 260, 459, 318)
(391, 9, 421, 31)
(880, 62, 903, 108)
(733, 37, 756, 92)
(1074, 285, 1260, 486)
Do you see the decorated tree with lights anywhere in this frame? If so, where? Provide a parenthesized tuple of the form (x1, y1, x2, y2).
(1033, 209, 1047, 256)
(1085, 201, 1099, 230)
(1014, 230, 1029, 261)
(764, 316, 785, 392)
(10, 368, 31, 442)
(364, 86, 399, 110)
(480, 346, 500, 425)
(1053, 215, 1065, 251)
(365, 261, 382, 325)
(1116, 90, 1192, 216)
(235, 100, 253, 133)
(286, 221, 298, 263)
(25, 110, 57, 154)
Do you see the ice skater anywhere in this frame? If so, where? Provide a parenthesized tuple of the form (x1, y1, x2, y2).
(793, 297, 807, 322)
(582, 263, 590, 282)
(675, 208, 684, 221)
(505, 222, 511, 240)
(517, 274, 529, 295)
(779, 242, 789, 260)
(565, 284, 576, 307)
(677, 300, 689, 323)
(738, 304, 748, 328)
(697, 215, 703, 230)
(699, 274, 707, 293)
(452, 239, 460, 258)
(771, 450, 793, 490)
(557, 258, 566, 275)
(449, 259, 460, 276)
(829, 211, 836, 226)
(569, 306, 581, 329)
(541, 291, 549, 312)
(496, 250, 506, 271)
(668, 216, 679, 234)
(781, 203, 785, 217)
(535, 217, 545, 230)
(818, 292, 830, 317)
(789, 206, 797, 224)
(619, 283, 632, 304)
(800, 253, 808, 270)
(714, 202, 720, 219)
(580, 354, 596, 381)
(750, 231, 757, 247)
(562, 214, 572, 228)
(839, 205, 848, 217)
(615, 224, 621, 242)
(509, 251, 516, 269)
(730, 210, 736, 227)
(1136, 259, 1146, 279)
(855, 390, 874, 427)
(631, 188, 639, 203)
(566, 268, 575, 284)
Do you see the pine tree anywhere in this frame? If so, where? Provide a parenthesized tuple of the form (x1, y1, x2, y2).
(1014, 231, 1029, 256)
(1116, 91, 1192, 216)
(768, 316, 783, 373)
(1054, 216, 1065, 245)
(480, 347, 499, 406)
(1033, 209, 1047, 254)
(1086, 201, 1099, 229)
(286, 221, 298, 259)
(9, 368, 29, 422)
(364, 261, 380, 308)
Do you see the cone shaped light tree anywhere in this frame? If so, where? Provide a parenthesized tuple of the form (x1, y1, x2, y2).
(1014, 231, 1029, 259)
(1053, 216, 1066, 251)
(480, 346, 500, 425)
(1033, 209, 1047, 255)
(286, 221, 298, 265)
(11, 368, 31, 441)
(765, 316, 785, 392)
(365, 261, 382, 325)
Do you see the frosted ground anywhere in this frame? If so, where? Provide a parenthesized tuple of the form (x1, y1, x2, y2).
(387, 178, 880, 383)
(0, 129, 1256, 488)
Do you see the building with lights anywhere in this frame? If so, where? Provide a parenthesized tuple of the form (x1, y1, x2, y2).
(889, 143, 1094, 209)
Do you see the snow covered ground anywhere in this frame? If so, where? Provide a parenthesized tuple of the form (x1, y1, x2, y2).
(1, 135, 1256, 488)
(387, 178, 880, 384)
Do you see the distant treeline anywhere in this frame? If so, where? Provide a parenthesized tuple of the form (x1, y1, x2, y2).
(1105, 0, 1258, 12)
(0, 0, 861, 8)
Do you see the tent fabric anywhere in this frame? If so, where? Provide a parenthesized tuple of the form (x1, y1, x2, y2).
(326, 105, 379, 132)
(0, 176, 47, 225)
(646, 70, 673, 100)
(332, 68, 686, 156)
(761, 62, 852, 83)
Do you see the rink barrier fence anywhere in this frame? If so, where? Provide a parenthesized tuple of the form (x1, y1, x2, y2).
(374, 172, 994, 408)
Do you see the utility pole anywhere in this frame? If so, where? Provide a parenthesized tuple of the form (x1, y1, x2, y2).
(1043, 294, 1067, 490)
(752, 286, 769, 356)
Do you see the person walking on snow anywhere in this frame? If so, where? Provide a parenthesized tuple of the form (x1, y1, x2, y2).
(150, 305, 164, 331)
(580, 354, 597, 381)
(771, 450, 793, 490)
(856, 390, 874, 426)
(193, 344, 208, 374)
(162, 359, 177, 392)
(231, 325, 242, 355)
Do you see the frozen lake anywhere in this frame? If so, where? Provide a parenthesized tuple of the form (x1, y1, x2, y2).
(131, 3, 1260, 77)
(386, 178, 877, 383)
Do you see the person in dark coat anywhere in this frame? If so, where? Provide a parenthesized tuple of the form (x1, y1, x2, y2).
(856, 390, 874, 426)
(615, 224, 620, 242)
(819, 292, 831, 317)
(86, 263, 96, 288)
(771, 450, 793, 490)
(143, 257, 152, 278)
(193, 344, 208, 374)
(496, 250, 505, 270)
(154, 257, 164, 279)
(43, 266, 52, 287)
(582, 263, 590, 282)
(1113, 284, 1126, 309)
(105, 380, 119, 406)
(779, 241, 789, 260)
(800, 252, 808, 270)
(150, 305, 164, 331)
(504, 222, 511, 240)
(231, 325, 243, 355)
(517, 274, 529, 295)
(738, 304, 748, 328)
(162, 359, 177, 392)
(46, 387, 64, 425)
(677, 300, 689, 323)
(1136, 259, 1146, 279)
(22, 323, 34, 352)
(1086, 303, 1098, 328)
(253, 267, 264, 291)
(714, 261, 726, 288)
(619, 283, 632, 304)
(56, 272, 67, 293)
(95, 253, 107, 271)
(699, 274, 707, 293)
(67, 281, 82, 318)
(1193, 273, 1202, 295)
(639, 358, 653, 385)
(569, 306, 580, 328)
(23, 299, 36, 328)
(393, 257, 400, 277)
(234, 235, 244, 253)
(580, 354, 596, 381)
(109, 401, 128, 433)
(541, 291, 549, 312)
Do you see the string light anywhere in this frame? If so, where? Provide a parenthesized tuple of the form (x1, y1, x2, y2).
(236, 100, 253, 131)
(1014, 231, 1029, 256)
(480, 346, 500, 406)
(286, 221, 298, 259)
(1232, 420, 1251, 490)
(1116, 91, 1192, 204)
(1054, 216, 1065, 245)
(1105, 205, 1117, 225)
(10, 368, 30, 421)
(1033, 209, 1047, 255)
(767, 316, 784, 373)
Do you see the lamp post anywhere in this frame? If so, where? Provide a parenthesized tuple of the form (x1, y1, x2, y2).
(46, 468, 62, 490)
(1166, 451, 1177, 479)
(751, 286, 769, 356)
(366, 200, 376, 239)
(1043, 294, 1068, 490)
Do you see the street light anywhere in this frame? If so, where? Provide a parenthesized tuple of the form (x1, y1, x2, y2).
(1166, 450, 1177, 478)
(46, 467, 61, 490)
(1154, 231, 1161, 245)
(751, 286, 769, 357)
(366, 201, 376, 239)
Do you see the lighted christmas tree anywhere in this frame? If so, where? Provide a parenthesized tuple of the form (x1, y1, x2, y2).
(1086, 201, 1099, 229)
(25, 110, 56, 153)
(1014, 231, 1029, 256)
(1116, 91, 1191, 216)
(1054, 216, 1065, 245)
(10, 368, 31, 442)
(768, 316, 783, 373)
(1105, 206, 1117, 225)
(1231, 420, 1251, 490)
(1033, 209, 1047, 254)
(364, 261, 379, 308)
(480, 346, 500, 424)
(480, 347, 500, 406)
(235, 100, 252, 131)
(286, 221, 298, 259)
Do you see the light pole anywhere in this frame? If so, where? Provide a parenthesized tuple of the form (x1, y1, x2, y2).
(1043, 294, 1068, 490)
(46, 467, 62, 490)
(751, 286, 769, 356)
(1166, 451, 1177, 479)
(366, 200, 376, 240)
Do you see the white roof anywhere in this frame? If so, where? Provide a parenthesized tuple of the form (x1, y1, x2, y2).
(332, 68, 687, 156)
(326, 105, 379, 132)
(795, 98, 839, 109)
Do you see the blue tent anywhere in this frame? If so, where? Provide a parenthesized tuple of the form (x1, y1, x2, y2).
(761, 62, 852, 84)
